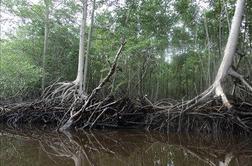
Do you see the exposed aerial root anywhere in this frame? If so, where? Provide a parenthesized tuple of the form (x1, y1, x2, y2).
(229, 68, 252, 92)
(151, 77, 252, 133)
(1, 92, 252, 133)
(42, 81, 85, 103)
(0, 95, 150, 130)
(147, 97, 252, 133)
(0, 40, 130, 131)
(171, 68, 252, 113)
(59, 39, 127, 131)
(171, 0, 248, 111)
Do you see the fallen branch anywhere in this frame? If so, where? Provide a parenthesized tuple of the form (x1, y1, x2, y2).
(60, 39, 127, 131)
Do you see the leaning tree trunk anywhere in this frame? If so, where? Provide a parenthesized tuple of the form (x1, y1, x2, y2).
(213, 0, 245, 108)
(60, 40, 126, 131)
(186, 0, 247, 109)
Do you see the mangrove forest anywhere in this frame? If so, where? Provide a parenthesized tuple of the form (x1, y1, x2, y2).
(1, 0, 252, 165)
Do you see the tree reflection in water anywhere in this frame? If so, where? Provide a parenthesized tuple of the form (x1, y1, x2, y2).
(0, 127, 252, 166)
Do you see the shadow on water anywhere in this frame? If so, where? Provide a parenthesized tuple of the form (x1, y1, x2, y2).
(1, 126, 252, 166)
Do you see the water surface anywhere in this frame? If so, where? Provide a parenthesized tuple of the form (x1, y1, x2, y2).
(0, 126, 252, 166)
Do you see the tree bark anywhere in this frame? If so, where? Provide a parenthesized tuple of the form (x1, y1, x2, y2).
(42, 0, 50, 91)
(60, 41, 126, 131)
(213, 0, 245, 107)
(186, 0, 246, 109)
(75, 0, 88, 94)
(83, 0, 96, 93)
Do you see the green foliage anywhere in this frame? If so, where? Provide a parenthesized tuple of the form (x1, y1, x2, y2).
(1, 0, 251, 101)
(0, 41, 41, 99)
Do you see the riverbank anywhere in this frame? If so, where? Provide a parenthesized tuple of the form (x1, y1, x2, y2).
(1, 96, 252, 134)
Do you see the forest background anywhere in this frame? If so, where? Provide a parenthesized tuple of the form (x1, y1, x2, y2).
(1, 0, 252, 103)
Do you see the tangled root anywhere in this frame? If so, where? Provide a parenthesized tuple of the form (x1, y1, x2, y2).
(42, 81, 87, 103)
(147, 97, 252, 134)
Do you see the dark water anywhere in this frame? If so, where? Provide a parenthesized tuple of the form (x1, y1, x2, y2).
(0, 127, 252, 166)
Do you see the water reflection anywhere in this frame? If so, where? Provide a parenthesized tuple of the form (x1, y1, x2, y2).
(0, 127, 252, 166)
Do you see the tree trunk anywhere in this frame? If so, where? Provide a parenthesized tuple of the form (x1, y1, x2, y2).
(213, 0, 245, 107)
(83, 0, 96, 93)
(187, 0, 246, 109)
(75, 0, 87, 94)
(42, 0, 50, 91)
(204, 15, 211, 86)
(60, 41, 126, 131)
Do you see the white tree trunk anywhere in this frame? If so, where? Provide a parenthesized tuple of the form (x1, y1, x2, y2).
(213, 0, 245, 107)
(42, 0, 50, 90)
(83, 0, 96, 93)
(187, 0, 246, 109)
(75, 0, 87, 94)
